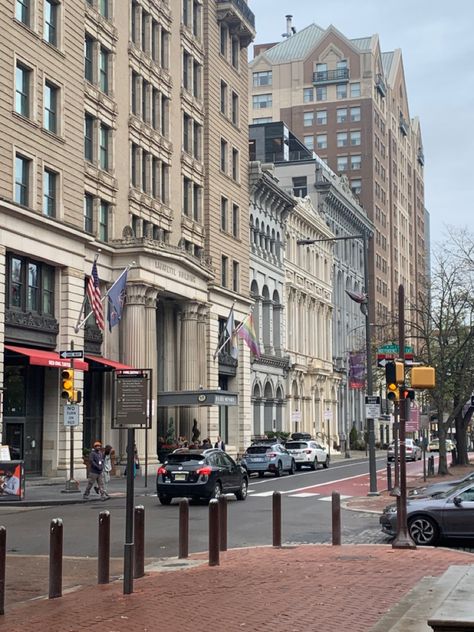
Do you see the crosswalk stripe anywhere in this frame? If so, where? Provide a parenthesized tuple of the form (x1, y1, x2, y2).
(319, 494, 352, 501)
(287, 493, 320, 498)
(250, 491, 276, 497)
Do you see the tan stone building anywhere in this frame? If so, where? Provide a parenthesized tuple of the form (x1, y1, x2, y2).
(249, 21, 428, 330)
(0, 0, 255, 476)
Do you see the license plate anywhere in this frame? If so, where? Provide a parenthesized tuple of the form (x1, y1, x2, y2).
(250, 457, 264, 462)
(174, 473, 187, 481)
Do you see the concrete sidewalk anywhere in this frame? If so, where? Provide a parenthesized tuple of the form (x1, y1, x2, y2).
(2, 544, 473, 631)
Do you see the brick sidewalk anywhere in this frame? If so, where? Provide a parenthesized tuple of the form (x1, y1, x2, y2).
(2, 545, 472, 632)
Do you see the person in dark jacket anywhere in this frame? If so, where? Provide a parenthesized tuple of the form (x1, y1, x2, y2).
(214, 436, 226, 451)
(83, 441, 109, 500)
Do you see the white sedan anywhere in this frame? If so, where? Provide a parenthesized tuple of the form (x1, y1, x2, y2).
(285, 440, 330, 470)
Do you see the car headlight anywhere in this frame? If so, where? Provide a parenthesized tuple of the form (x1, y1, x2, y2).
(409, 487, 426, 497)
(383, 504, 397, 515)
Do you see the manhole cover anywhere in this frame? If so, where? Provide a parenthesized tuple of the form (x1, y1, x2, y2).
(336, 555, 373, 561)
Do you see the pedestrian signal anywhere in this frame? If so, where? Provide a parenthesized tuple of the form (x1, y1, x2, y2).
(61, 368, 74, 401)
(400, 388, 415, 401)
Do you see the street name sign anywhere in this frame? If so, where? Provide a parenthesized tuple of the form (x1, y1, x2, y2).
(59, 350, 84, 359)
(63, 404, 80, 427)
(377, 343, 414, 363)
(365, 396, 381, 419)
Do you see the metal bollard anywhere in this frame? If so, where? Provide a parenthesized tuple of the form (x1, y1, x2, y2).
(0, 526, 5, 615)
(332, 491, 341, 546)
(208, 499, 220, 566)
(218, 495, 228, 552)
(98, 511, 110, 584)
(428, 455, 435, 476)
(178, 499, 189, 559)
(386, 462, 393, 491)
(134, 506, 145, 579)
(451, 449, 457, 467)
(272, 491, 282, 547)
(49, 518, 63, 599)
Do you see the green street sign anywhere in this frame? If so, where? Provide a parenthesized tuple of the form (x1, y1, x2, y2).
(377, 343, 414, 355)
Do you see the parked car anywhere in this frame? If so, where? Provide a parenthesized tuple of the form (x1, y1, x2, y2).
(285, 440, 329, 470)
(428, 438, 455, 452)
(410, 470, 474, 497)
(387, 439, 422, 462)
(240, 443, 296, 477)
(156, 448, 248, 505)
(380, 478, 474, 545)
(290, 432, 312, 441)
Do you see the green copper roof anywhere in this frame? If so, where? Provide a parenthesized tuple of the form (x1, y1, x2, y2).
(263, 23, 325, 62)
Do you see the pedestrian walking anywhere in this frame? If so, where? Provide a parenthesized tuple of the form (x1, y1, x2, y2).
(103, 444, 113, 493)
(215, 436, 226, 451)
(83, 441, 109, 500)
(133, 443, 140, 477)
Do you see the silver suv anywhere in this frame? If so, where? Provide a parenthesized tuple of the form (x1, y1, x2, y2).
(285, 440, 329, 470)
(387, 438, 422, 462)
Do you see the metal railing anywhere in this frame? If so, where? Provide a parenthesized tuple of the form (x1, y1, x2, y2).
(313, 68, 349, 84)
(216, 0, 255, 29)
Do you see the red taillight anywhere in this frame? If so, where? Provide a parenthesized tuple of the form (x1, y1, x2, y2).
(304, 449, 312, 454)
(406, 448, 413, 452)
(157, 466, 167, 475)
(196, 466, 212, 476)
(266, 452, 276, 458)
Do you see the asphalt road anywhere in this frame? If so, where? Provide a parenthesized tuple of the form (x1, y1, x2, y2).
(0, 456, 390, 558)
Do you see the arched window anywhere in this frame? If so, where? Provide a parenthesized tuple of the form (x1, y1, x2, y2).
(272, 289, 281, 353)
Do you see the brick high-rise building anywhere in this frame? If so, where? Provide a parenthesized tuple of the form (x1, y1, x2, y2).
(249, 20, 428, 329)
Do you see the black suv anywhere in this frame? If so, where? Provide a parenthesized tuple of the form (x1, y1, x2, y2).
(156, 448, 249, 505)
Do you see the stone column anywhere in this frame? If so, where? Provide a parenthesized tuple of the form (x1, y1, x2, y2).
(196, 304, 209, 438)
(144, 287, 159, 468)
(179, 301, 200, 440)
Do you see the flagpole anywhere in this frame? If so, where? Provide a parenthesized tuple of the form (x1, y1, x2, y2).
(74, 252, 101, 333)
(75, 260, 135, 333)
(212, 300, 236, 360)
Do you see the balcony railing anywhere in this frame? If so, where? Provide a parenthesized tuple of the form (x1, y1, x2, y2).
(399, 113, 409, 137)
(312, 68, 349, 85)
(216, 0, 256, 45)
(375, 73, 387, 97)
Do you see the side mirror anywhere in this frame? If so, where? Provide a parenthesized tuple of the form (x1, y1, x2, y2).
(453, 496, 463, 507)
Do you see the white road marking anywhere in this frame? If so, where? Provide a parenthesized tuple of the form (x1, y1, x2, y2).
(287, 492, 320, 498)
(319, 494, 352, 502)
(250, 491, 276, 497)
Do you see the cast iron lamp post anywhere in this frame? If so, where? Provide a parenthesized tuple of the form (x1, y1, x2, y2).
(297, 232, 379, 495)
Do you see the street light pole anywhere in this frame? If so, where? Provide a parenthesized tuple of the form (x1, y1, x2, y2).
(297, 233, 378, 495)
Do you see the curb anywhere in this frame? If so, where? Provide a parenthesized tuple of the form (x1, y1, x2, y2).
(0, 494, 126, 508)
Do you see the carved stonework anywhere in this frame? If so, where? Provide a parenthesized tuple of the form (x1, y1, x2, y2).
(6, 309, 59, 334)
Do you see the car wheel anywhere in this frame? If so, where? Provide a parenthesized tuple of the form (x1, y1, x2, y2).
(296, 464, 302, 471)
(158, 495, 172, 505)
(288, 460, 296, 475)
(323, 456, 330, 469)
(258, 472, 265, 478)
(310, 458, 317, 471)
(210, 482, 222, 500)
(274, 461, 283, 477)
(408, 515, 439, 546)
(235, 478, 248, 501)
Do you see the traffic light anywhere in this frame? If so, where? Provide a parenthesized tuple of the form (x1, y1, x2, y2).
(386, 382, 399, 402)
(61, 368, 74, 401)
(385, 361, 403, 403)
(400, 388, 415, 401)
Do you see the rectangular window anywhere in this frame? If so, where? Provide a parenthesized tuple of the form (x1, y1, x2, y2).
(161, 161, 169, 203)
(99, 47, 109, 94)
(16, 0, 30, 26)
(9, 256, 23, 308)
(316, 110, 327, 125)
(99, 0, 108, 18)
(351, 179, 362, 195)
(292, 176, 307, 197)
(131, 1, 138, 43)
(183, 0, 190, 27)
(131, 143, 139, 186)
(303, 87, 314, 103)
(161, 29, 169, 69)
(252, 117, 272, 124)
(220, 24, 228, 56)
(99, 123, 110, 171)
(336, 108, 347, 123)
(193, 60, 201, 99)
(351, 154, 361, 170)
(220, 80, 227, 115)
(252, 93, 272, 109)
(183, 176, 192, 216)
(161, 95, 169, 137)
(232, 261, 239, 293)
(316, 134, 327, 149)
(220, 138, 227, 172)
(27, 262, 39, 311)
(193, 183, 201, 222)
(99, 200, 108, 241)
(350, 130, 361, 146)
(220, 196, 228, 231)
(232, 148, 239, 181)
(350, 106, 361, 122)
(193, 122, 201, 160)
(303, 135, 314, 150)
(142, 80, 149, 122)
(152, 156, 159, 198)
(337, 132, 348, 147)
(192, 0, 201, 39)
(43, 168, 57, 217)
(84, 113, 94, 161)
(221, 255, 228, 287)
(183, 113, 191, 153)
(84, 193, 94, 233)
(142, 151, 149, 193)
(151, 20, 159, 61)
(231, 37, 239, 69)
(303, 111, 314, 127)
(232, 203, 239, 238)
(15, 154, 30, 206)
(253, 71, 272, 87)
(336, 83, 347, 99)
(84, 35, 94, 82)
(42, 266, 54, 315)
(141, 11, 149, 52)
(231, 91, 239, 125)
(131, 71, 140, 115)
(350, 82, 361, 97)
(182, 50, 191, 90)
(15, 62, 31, 117)
(44, 0, 58, 46)
(337, 156, 348, 172)
(44, 81, 58, 133)
(151, 87, 159, 129)
(316, 86, 327, 101)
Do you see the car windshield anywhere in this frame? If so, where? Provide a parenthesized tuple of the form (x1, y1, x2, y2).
(166, 453, 205, 464)
(285, 442, 307, 449)
(246, 446, 272, 454)
(436, 479, 474, 499)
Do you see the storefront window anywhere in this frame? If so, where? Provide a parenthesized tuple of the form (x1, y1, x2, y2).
(4, 366, 26, 416)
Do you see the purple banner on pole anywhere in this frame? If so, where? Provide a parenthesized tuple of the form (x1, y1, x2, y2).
(349, 351, 366, 389)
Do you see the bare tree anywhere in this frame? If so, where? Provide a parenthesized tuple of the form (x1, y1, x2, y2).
(409, 241, 474, 474)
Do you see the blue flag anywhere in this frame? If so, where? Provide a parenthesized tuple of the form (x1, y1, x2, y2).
(107, 269, 128, 331)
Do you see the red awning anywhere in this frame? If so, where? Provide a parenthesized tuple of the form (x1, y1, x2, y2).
(85, 355, 134, 371)
(5, 345, 89, 371)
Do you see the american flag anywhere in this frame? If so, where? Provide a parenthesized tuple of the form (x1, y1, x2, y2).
(86, 261, 104, 330)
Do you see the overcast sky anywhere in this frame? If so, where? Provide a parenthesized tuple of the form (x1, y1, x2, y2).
(248, 0, 474, 245)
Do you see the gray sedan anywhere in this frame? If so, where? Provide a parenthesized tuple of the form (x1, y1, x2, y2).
(409, 471, 474, 498)
(380, 479, 474, 545)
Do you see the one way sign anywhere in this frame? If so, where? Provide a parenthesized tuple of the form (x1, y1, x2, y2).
(59, 350, 84, 359)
